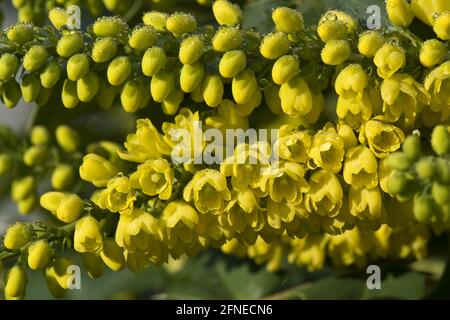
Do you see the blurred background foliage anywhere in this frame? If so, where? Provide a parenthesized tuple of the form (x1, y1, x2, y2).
(0, 0, 449, 300)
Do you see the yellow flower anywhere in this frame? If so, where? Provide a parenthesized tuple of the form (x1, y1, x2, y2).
(162, 108, 204, 165)
(100, 238, 125, 272)
(260, 33, 290, 60)
(166, 13, 197, 37)
(184, 169, 231, 214)
(349, 186, 383, 220)
(143, 11, 167, 31)
(410, 0, 450, 26)
(5, 266, 27, 300)
(220, 143, 271, 191)
(335, 64, 368, 99)
(265, 199, 297, 231)
(305, 169, 343, 217)
(343, 145, 378, 189)
(97, 176, 135, 214)
(160, 201, 200, 252)
(40, 192, 84, 223)
(74, 216, 103, 253)
(205, 99, 249, 132)
(308, 124, 345, 173)
(272, 55, 300, 85)
(434, 12, 450, 40)
(119, 119, 171, 163)
(374, 43, 406, 78)
(115, 208, 168, 265)
(260, 161, 309, 204)
(79, 154, 119, 187)
(424, 61, 450, 121)
(275, 124, 312, 163)
(378, 157, 393, 194)
(381, 73, 430, 125)
(319, 10, 358, 33)
(321, 40, 351, 66)
(247, 237, 285, 272)
(317, 19, 347, 42)
(420, 39, 447, 68)
(28, 240, 52, 270)
(336, 90, 373, 130)
(288, 234, 328, 271)
(212, 27, 242, 52)
(328, 228, 373, 267)
(130, 159, 173, 200)
(359, 118, 405, 158)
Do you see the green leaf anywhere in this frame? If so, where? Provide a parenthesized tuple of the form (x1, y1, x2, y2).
(362, 272, 426, 300)
(296, 276, 366, 300)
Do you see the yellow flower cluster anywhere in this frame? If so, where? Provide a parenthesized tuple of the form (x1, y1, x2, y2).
(1, 0, 450, 299)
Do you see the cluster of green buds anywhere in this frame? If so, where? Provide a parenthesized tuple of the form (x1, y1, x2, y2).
(387, 126, 450, 229)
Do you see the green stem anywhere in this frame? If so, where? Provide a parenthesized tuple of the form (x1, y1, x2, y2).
(261, 282, 313, 300)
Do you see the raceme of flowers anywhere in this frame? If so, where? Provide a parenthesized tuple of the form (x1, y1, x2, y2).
(0, 0, 450, 300)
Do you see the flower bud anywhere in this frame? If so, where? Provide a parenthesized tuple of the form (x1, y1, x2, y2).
(433, 12, 450, 40)
(432, 182, 450, 205)
(374, 43, 405, 78)
(56, 33, 84, 58)
(100, 238, 125, 271)
(212, 0, 243, 26)
(51, 257, 74, 290)
(121, 79, 141, 113)
(107, 56, 132, 86)
(151, 69, 175, 102)
(40, 61, 61, 88)
(48, 7, 68, 29)
(31, 89, 50, 106)
(219, 50, 246, 78)
(56, 194, 84, 223)
(431, 125, 450, 156)
(162, 89, 184, 115)
(179, 36, 204, 64)
(17, 195, 36, 215)
(67, 53, 90, 81)
(0, 153, 13, 175)
(56, 125, 80, 152)
(202, 74, 224, 108)
(83, 253, 104, 278)
(5, 266, 27, 299)
(79, 154, 119, 187)
(436, 159, 450, 184)
(415, 157, 435, 180)
(264, 82, 282, 114)
(358, 31, 384, 57)
(96, 78, 118, 109)
(387, 171, 408, 195)
(28, 240, 52, 270)
(386, 0, 414, 27)
(279, 76, 312, 116)
(402, 135, 421, 161)
(51, 164, 76, 190)
(91, 37, 117, 63)
(232, 70, 257, 104)
(317, 20, 347, 42)
(335, 64, 368, 99)
(11, 176, 35, 202)
(414, 195, 436, 222)
(166, 13, 197, 37)
(21, 73, 41, 103)
(319, 10, 358, 33)
(212, 27, 242, 52)
(260, 33, 290, 60)
(77, 71, 99, 102)
(142, 11, 167, 31)
(4, 223, 31, 250)
(190, 83, 204, 103)
(386, 151, 411, 171)
(2, 80, 21, 109)
(93, 16, 128, 37)
(272, 55, 299, 85)
(62, 79, 79, 109)
(420, 39, 447, 68)
(236, 88, 262, 116)
(6, 23, 34, 44)
(180, 62, 204, 93)
(40, 191, 65, 213)
(321, 40, 350, 65)
(0, 53, 19, 81)
(74, 215, 103, 253)
(272, 7, 304, 33)
(23, 145, 48, 167)
(142, 47, 166, 77)
(23, 45, 48, 72)
(129, 25, 158, 51)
